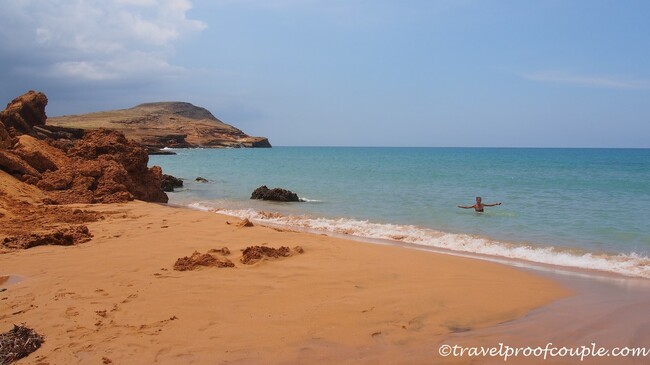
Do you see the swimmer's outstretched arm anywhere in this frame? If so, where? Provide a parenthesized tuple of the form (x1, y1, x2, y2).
(483, 202, 502, 206)
(457, 205, 473, 209)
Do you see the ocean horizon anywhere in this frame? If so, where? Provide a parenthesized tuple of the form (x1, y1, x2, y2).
(150, 146, 650, 278)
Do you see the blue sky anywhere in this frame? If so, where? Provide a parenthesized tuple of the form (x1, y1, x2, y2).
(1, 0, 648, 147)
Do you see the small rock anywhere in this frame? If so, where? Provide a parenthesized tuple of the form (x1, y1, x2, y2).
(238, 218, 254, 227)
(161, 174, 183, 192)
(208, 247, 231, 256)
(195, 176, 209, 183)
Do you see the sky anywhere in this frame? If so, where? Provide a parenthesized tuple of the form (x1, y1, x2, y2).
(1, 0, 649, 148)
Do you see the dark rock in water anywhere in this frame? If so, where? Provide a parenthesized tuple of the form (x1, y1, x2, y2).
(250, 185, 269, 199)
(265, 188, 300, 202)
(161, 174, 183, 192)
(195, 176, 209, 183)
(250, 185, 300, 202)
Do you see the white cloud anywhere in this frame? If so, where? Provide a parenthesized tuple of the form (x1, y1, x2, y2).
(520, 71, 650, 90)
(46, 52, 184, 81)
(0, 0, 205, 81)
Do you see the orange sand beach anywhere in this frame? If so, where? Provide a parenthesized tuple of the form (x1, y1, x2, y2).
(0, 200, 569, 364)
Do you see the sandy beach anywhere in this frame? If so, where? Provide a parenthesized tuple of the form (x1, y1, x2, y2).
(1, 1, 649, 362)
(0, 200, 568, 364)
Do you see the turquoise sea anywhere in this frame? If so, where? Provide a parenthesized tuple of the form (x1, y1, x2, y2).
(150, 147, 650, 278)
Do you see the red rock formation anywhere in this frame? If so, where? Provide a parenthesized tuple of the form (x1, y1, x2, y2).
(13, 135, 69, 173)
(37, 129, 168, 204)
(0, 91, 168, 204)
(0, 121, 13, 149)
(0, 90, 47, 135)
(0, 149, 41, 179)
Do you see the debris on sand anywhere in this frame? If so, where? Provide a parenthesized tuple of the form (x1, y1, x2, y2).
(2, 225, 92, 249)
(0, 324, 44, 365)
(173, 251, 235, 271)
(237, 218, 254, 227)
(240, 245, 304, 265)
(208, 247, 230, 256)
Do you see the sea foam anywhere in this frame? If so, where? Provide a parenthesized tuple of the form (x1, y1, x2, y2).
(187, 202, 650, 279)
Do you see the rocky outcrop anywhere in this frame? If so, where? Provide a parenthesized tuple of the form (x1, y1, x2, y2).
(0, 91, 173, 254)
(0, 91, 169, 205)
(13, 135, 69, 173)
(0, 149, 41, 179)
(249, 138, 272, 148)
(39, 129, 168, 204)
(0, 121, 13, 149)
(251, 185, 301, 202)
(48, 101, 272, 150)
(34, 124, 85, 139)
(0, 90, 48, 135)
(161, 174, 183, 192)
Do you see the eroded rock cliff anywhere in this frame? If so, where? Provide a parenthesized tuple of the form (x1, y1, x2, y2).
(0, 91, 168, 205)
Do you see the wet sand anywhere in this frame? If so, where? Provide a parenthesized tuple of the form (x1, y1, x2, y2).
(439, 268, 650, 364)
(0, 201, 566, 364)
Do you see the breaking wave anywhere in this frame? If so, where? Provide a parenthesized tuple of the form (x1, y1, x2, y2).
(187, 202, 650, 279)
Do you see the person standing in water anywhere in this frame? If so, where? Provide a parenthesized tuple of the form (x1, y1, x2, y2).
(457, 197, 501, 212)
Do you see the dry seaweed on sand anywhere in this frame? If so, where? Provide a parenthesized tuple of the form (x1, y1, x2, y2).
(0, 324, 44, 365)
(240, 245, 304, 264)
(173, 251, 235, 271)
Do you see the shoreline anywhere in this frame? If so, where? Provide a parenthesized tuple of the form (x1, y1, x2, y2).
(181, 200, 650, 280)
(1, 200, 568, 364)
(185, 202, 650, 363)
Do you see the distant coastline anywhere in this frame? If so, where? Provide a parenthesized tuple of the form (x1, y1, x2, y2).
(48, 101, 271, 154)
